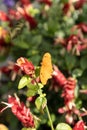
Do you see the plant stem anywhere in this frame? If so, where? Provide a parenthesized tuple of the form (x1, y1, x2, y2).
(46, 105, 54, 130)
(33, 77, 54, 130)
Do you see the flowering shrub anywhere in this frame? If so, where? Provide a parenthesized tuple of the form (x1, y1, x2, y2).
(0, 0, 87, 130)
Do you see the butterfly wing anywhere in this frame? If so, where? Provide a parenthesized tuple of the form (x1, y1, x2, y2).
(40, 53, 53, 85)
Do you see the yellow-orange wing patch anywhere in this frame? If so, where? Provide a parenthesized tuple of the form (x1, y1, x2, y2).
(40, 53, 53, 85)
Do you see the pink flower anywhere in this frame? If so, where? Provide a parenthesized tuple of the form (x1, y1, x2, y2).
(73, 120, 85, 130)
(8, 95, 35, 128)
(17, 57, 35, 76)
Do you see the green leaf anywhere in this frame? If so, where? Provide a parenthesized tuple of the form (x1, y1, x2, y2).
(72, 69, 83, 78)
(26, 89, 37, 97)
(22, 128, 36, 130)
(48, 114, 56, 126)
(56, 123, 72, 130)
(28, 6, 39, 17)
(18, 76, 28, 89)
(75, 99, 82, 109)
(22, 128, 27, 130)
(35, 67, 40, 77)
(65, 53, 76, 70)
(27, 83, 37, 89)
(61, 0, 68, 3)
(80, 56, 87, 70)
(26, 84, 38, 97)
(35, 96, 47, 110)
(14, 41, 29, 49)
(4, 33, 11, 44)
(38, 83, 44, 88)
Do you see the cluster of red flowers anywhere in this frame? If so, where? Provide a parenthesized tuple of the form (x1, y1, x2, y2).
(67, 23, 87, 55)
(0, 0, 40, 57)
(52, 65, 80, 124)
(0, 0, 37, 30)
(55, 22, 87, 55)
(0, 1, 87, 129)
(52, 65, 87, 126)
(74, 0, 86, 9)
(63, 0, 86, 15)
(54, 0, 87, 55)
(16, 57, 35, 76)
(7, 95, 35, 128)
(0, 57, 35, 82)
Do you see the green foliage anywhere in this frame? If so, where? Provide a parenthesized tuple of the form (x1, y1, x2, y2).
(80, 55, 87, 70)
(35, 96, 47, 110)
(26, 83, 38, 97)
(72, 69, 83, 78)
(18, 76, 28, 89)
(65, 53, 76, 70)
(55, 123, 72, 130)
(1, 0, 87, 130)
(22, 128, 36, 130)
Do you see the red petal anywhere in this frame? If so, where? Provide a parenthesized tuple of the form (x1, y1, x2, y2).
(73, 120, 85, 130)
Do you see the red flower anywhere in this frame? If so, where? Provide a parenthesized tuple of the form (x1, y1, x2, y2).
(73, 120, 85, 130)
(52, 65, 78, 124)
(23, 12, 37, 29)
(52, 65, 67, 87)
(17, 6, 37, 29)
(0, 66, 11, 75)
(27, 96, 36, 103)
(62, 77, 76, 107)
(8, 9, 22, 20)
(66, 34, 79, 51)
(74, 0, 86, 9)
(0, 27, 12, 56)
(58, 77, 80, 124)
(0, 27, 11, 47)
(0, 63, 21, 81)
(17, 57, 35, 76)
(0, 11, 10, 21)
(63, 3, 70, 15)
(8, 95, 35, 128)
(0, 11, 11, 26)
(20, 0, 30, 5)
(77, 23, 87, 33)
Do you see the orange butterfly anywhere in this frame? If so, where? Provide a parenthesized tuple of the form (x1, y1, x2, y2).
(40, 52, 53, 85)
